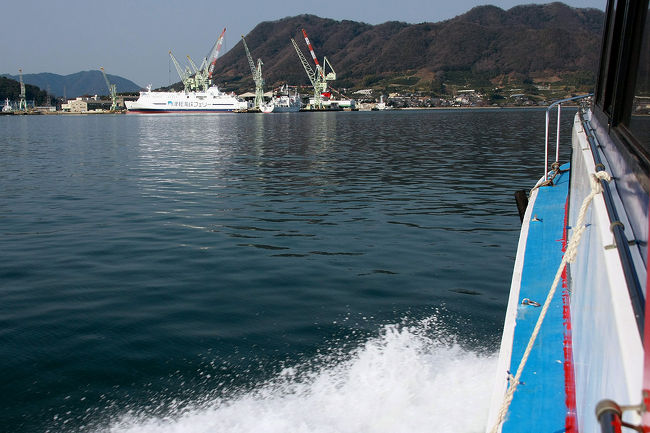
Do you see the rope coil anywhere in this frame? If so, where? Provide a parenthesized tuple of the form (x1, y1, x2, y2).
(489, 170, 612, 433)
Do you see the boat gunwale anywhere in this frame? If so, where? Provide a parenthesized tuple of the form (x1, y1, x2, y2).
(485, 178, 547, 433)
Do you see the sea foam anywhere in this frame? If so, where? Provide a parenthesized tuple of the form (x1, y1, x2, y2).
(104, 318, 496, 433)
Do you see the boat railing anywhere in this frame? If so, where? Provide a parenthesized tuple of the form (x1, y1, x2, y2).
(544, 94, 593, 181)
(577, 109, 646, 337)
(543, 94, 645, 335)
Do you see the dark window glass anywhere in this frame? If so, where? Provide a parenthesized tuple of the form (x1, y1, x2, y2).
(601, 0, 627, 115)
(596, 0, 618, 107)
(627, 8, 650, 150)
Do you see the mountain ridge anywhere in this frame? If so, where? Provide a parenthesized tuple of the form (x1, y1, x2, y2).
(208, 2, 604, 93)
(1, 71, 141, 98)
(1, 3, 604, 99)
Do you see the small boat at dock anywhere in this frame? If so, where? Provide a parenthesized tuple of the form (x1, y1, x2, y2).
(260, 85, 301, 113)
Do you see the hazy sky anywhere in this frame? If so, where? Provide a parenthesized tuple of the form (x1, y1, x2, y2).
(3, 0, 606, 89)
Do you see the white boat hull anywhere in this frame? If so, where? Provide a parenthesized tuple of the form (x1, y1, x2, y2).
(125, 86, 247, 113)
(566, 112, 644, 433)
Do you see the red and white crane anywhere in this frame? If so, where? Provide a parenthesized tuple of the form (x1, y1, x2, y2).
(207, 28, 226, 81)
(291, 28, 336, 109)
(186, 28, 227, 92)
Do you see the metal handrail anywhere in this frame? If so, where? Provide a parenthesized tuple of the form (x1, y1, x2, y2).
(544, 94, 593, 181)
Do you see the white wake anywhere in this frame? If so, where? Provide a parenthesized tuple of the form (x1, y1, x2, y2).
(103, 318, 496, 433)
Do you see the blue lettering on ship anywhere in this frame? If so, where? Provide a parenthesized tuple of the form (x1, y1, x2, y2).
(163, 101, 211, 108)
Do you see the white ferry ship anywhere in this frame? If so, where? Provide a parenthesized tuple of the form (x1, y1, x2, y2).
(125, 85, 248, 113)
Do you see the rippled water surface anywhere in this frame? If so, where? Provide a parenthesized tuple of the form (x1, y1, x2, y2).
(0, 110, 574, 432)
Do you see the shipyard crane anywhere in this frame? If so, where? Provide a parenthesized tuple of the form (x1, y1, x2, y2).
(100, 67, 118, 111)
(186, 55, 209, 92)
(206, 28, 226, 82)
(18, 69, 27, 111)
(241, 35, 264, 109)
(291, 29, 336, 109)
(185, 28, 228, 92)
(169, 50, 194, 91)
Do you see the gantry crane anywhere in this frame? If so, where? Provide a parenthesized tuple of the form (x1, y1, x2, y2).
(186, 56, 210, 92)
(185, 28, 227, 93)
(291, 29, 336, 109)
(169, 50, 194, 92)
(241, 35, 264, 109)
(100, 67, 118, 111)
(18, 69, 27, 111)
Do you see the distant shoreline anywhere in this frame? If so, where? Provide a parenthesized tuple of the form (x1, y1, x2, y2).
(1, 105, 583, 116)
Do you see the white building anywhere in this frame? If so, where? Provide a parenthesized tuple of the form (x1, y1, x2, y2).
(61, 97, 88, 112)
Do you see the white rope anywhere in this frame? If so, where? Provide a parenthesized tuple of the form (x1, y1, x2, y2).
(489, 170, 612, 433)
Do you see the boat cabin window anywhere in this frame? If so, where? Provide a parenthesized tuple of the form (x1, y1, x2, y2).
(625, 8, 650, 149)
(594, 0, 649, 173)
(595, 0, 625, 116)
(592, 0, 649, 267)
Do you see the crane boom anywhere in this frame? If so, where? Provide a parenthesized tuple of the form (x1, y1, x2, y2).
(302, 29, 324, 79)
(169, 51, 185, 79)
(291, 29, 336, 109)
(241, 36, 257, 80)
(187, 55, 209, 91)
(169, 50, 193, 91)
(207, 28, 226, 80)
(100, 67, 118, 111)
(291, 38, 317, 88)
(168, 28, 226, 93)
(18, 69, 26, 111)
(186, 55, 200, 74)
(322, 56, 336, 81)
(241, 35, 264, 109)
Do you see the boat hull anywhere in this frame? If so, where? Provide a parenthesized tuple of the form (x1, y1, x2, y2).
(566, 113, 644, 433)
(263, 105, 300, 113)
(487, 111, 646, 433)
(125, 86, 247, 113)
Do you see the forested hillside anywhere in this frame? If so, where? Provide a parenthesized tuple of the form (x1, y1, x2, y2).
(207, 2, 603, 94)
(0, 77, 53, 106)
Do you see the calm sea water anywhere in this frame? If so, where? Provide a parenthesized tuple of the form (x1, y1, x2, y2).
(0, 109, 574, 433)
